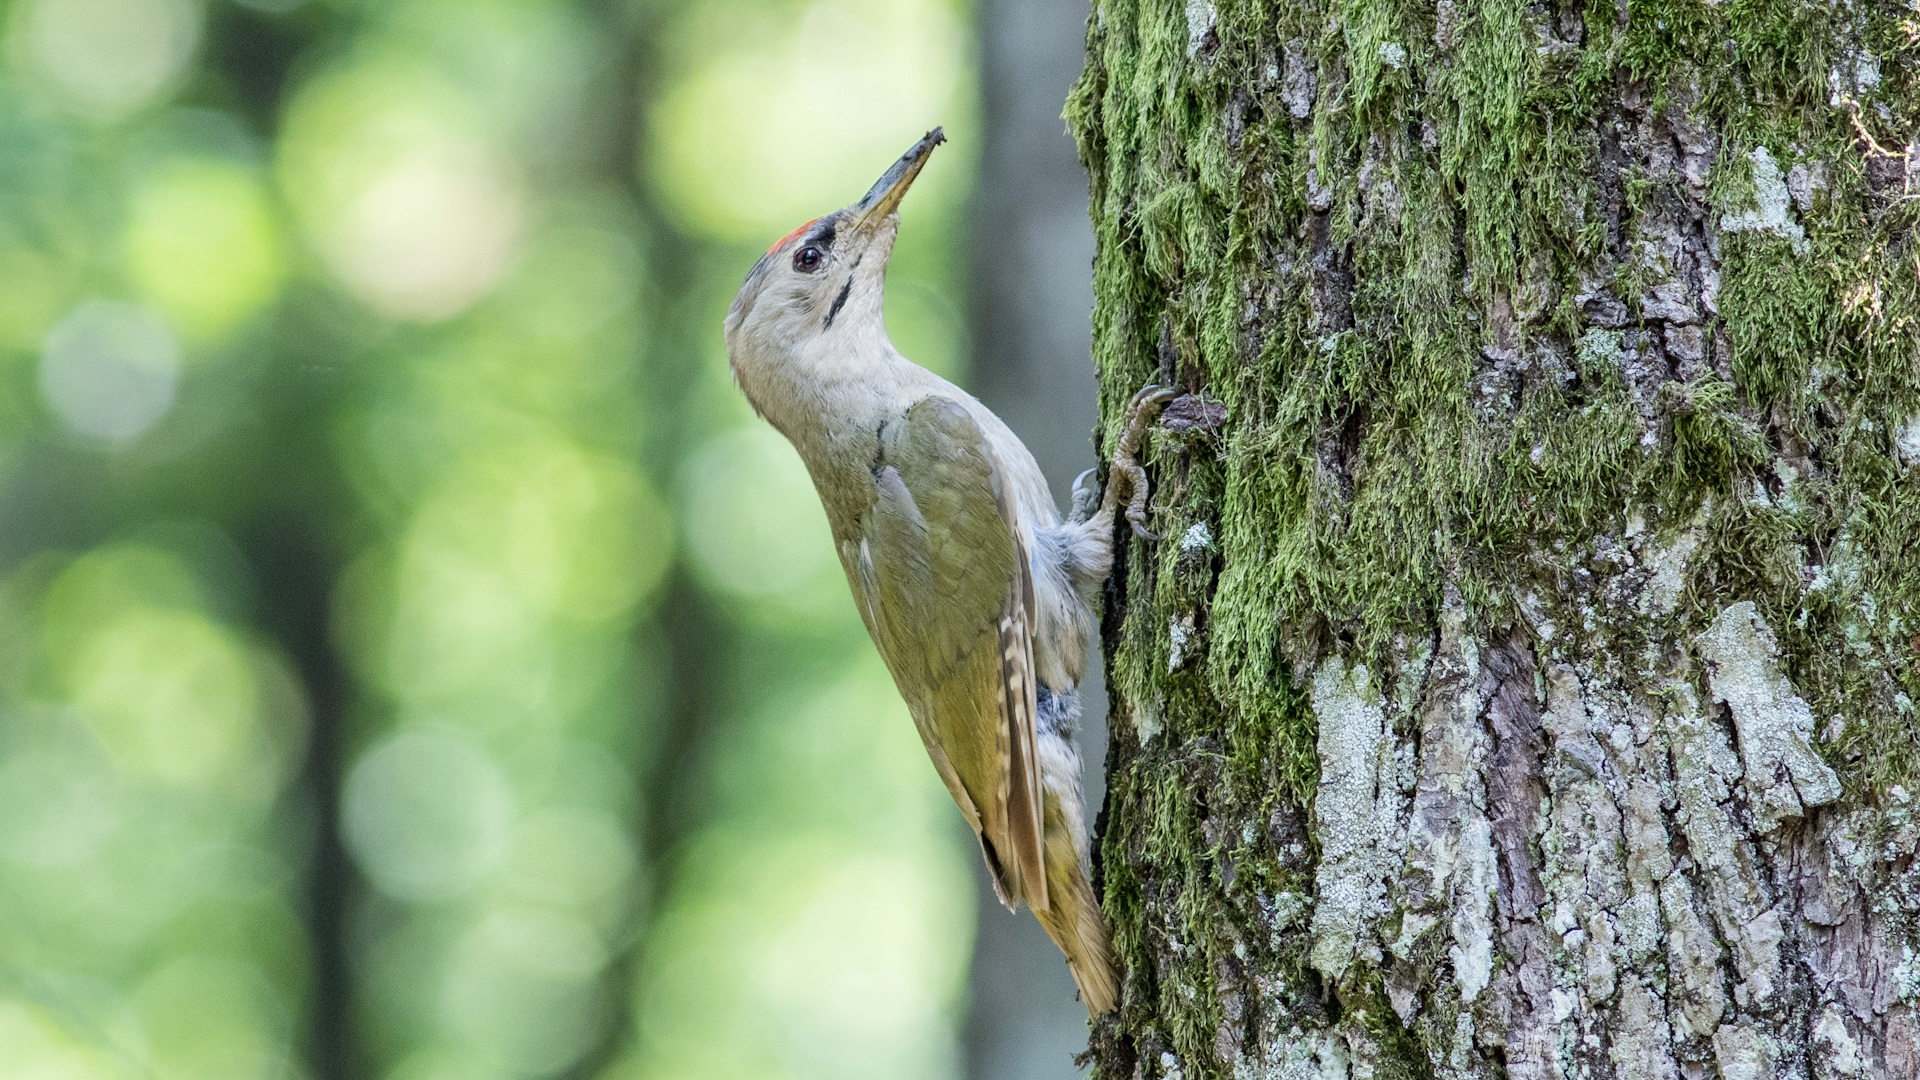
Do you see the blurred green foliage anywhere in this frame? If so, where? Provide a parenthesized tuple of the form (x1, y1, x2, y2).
(0, 0, 979, 1077)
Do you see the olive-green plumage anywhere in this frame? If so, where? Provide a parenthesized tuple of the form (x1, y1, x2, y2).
(723, 131, 1165, 1017)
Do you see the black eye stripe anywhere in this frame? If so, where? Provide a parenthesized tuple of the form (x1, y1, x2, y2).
(824, 278, 853, 328)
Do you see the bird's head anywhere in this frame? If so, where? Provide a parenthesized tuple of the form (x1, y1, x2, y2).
(725, 128, 943, 365)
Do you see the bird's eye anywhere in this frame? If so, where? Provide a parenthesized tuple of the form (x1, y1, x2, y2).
(793, 245, 824, 272)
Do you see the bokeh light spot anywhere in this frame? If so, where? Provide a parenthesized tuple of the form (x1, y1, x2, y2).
(39, 544, 206, 656)
(65, 607, 259, 786)
(504, 224, 642, 342)
(383, 436, 669, 705)
(15, 0, 201, 118)
(383, 533, 531, 709)
(755, 857, 959, 1069)
(278, 62, 523, 322)
(125, 158, 286, 342)
(638, 839, 966, 1080)
(498, 444, 667, 622)
(332, 144, 523, 321)
(652, 0, 963, 240)
(440, 907, 605, 1074)
(679, 426, 837, 601)
(133, 957, 288, 1080)
(0, 246, 73, 349)
(0, 999, 126, 1080)
(0, 744, 119, 867)
(343, 729, 514, 902)
(38, 300, 180, 442)
(501, 808, 636, 910)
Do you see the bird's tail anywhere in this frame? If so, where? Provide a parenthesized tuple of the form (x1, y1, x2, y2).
(1025, 726, 1118, 1018)
(1034, 847, 1118, 1017)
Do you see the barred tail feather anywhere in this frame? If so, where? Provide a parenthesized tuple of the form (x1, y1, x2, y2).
(1033, 724, 1118, 1016)
(1036, 856, 1119, 1016)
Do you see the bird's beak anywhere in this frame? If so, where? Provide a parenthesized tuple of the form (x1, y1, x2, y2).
(849, 128, 945, 236)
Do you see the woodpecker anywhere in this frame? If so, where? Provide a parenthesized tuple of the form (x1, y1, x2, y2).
(724, 128, 1169, 1017)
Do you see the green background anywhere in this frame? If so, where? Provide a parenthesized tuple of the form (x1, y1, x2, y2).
(0, 0, 987, 1076)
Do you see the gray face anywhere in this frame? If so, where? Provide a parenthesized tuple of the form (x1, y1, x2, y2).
(729, 211, 849, 334)
(725, 207, 903, 354)
(725, 128, 944, 352)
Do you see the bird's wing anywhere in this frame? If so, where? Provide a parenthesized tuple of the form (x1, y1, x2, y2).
(852, 395, 1048, 913)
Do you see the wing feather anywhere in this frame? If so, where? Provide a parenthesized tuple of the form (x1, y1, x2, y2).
(996, 534, 1048, 912)
(844, 396, 1048, 910)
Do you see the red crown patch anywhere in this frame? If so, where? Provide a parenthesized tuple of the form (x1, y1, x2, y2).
(767, 217, 820, 256)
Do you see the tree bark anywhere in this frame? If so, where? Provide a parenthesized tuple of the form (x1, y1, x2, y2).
(1069, 2, 1920, 1076)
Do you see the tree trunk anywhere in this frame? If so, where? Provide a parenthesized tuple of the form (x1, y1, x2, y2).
(1069, 2, 1920, 1077)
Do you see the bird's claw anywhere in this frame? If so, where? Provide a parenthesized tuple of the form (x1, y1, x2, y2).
(1069, 467, 1101, 524)
(1122, 385, 1180, 442)
(1101, 383, 1177, 539)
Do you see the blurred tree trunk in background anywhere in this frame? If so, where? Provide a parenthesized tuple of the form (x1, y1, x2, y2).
(1071, 1, 1920, 1076)
(966, 0, 1104, 1074)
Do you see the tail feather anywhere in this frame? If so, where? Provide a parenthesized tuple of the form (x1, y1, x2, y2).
(1035, 855, 1119, 1016)
(1028, 725, 1119, 1017)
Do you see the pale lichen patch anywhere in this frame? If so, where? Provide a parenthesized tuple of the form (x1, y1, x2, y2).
(1280, 38, 1314, 119)
(1447, 815, 1495, 1002)
(1893, 946, 1920, 1005)
(1133, 696, 1164, 746)
(1699, 601, 1843, 833)
(1666, 683, 1785, 1009)
(1661, 873, 1728, 1037)
(1307, 657, 1396, 984)
(1398, 620, 1499, 1009)
(1895, 414, 1920, 468)
(1642, 529, 1702, 616)
(1228, 1029, 1349, 1080)
(1169, 612, 1197, 671)
(1712, 1022, 1780, 1080)
(1721, 147, 1809, 254)
(1533, 666, 1689, 1065)
(1609, 978, 1679, 1078)
(1813, 1005, 1865, 1077)
(1184, 0, 1215, 55)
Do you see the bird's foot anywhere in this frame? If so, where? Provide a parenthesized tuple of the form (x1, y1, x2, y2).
(1101, 384, 1177, 539)
(1069, 467, 1101, 524)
